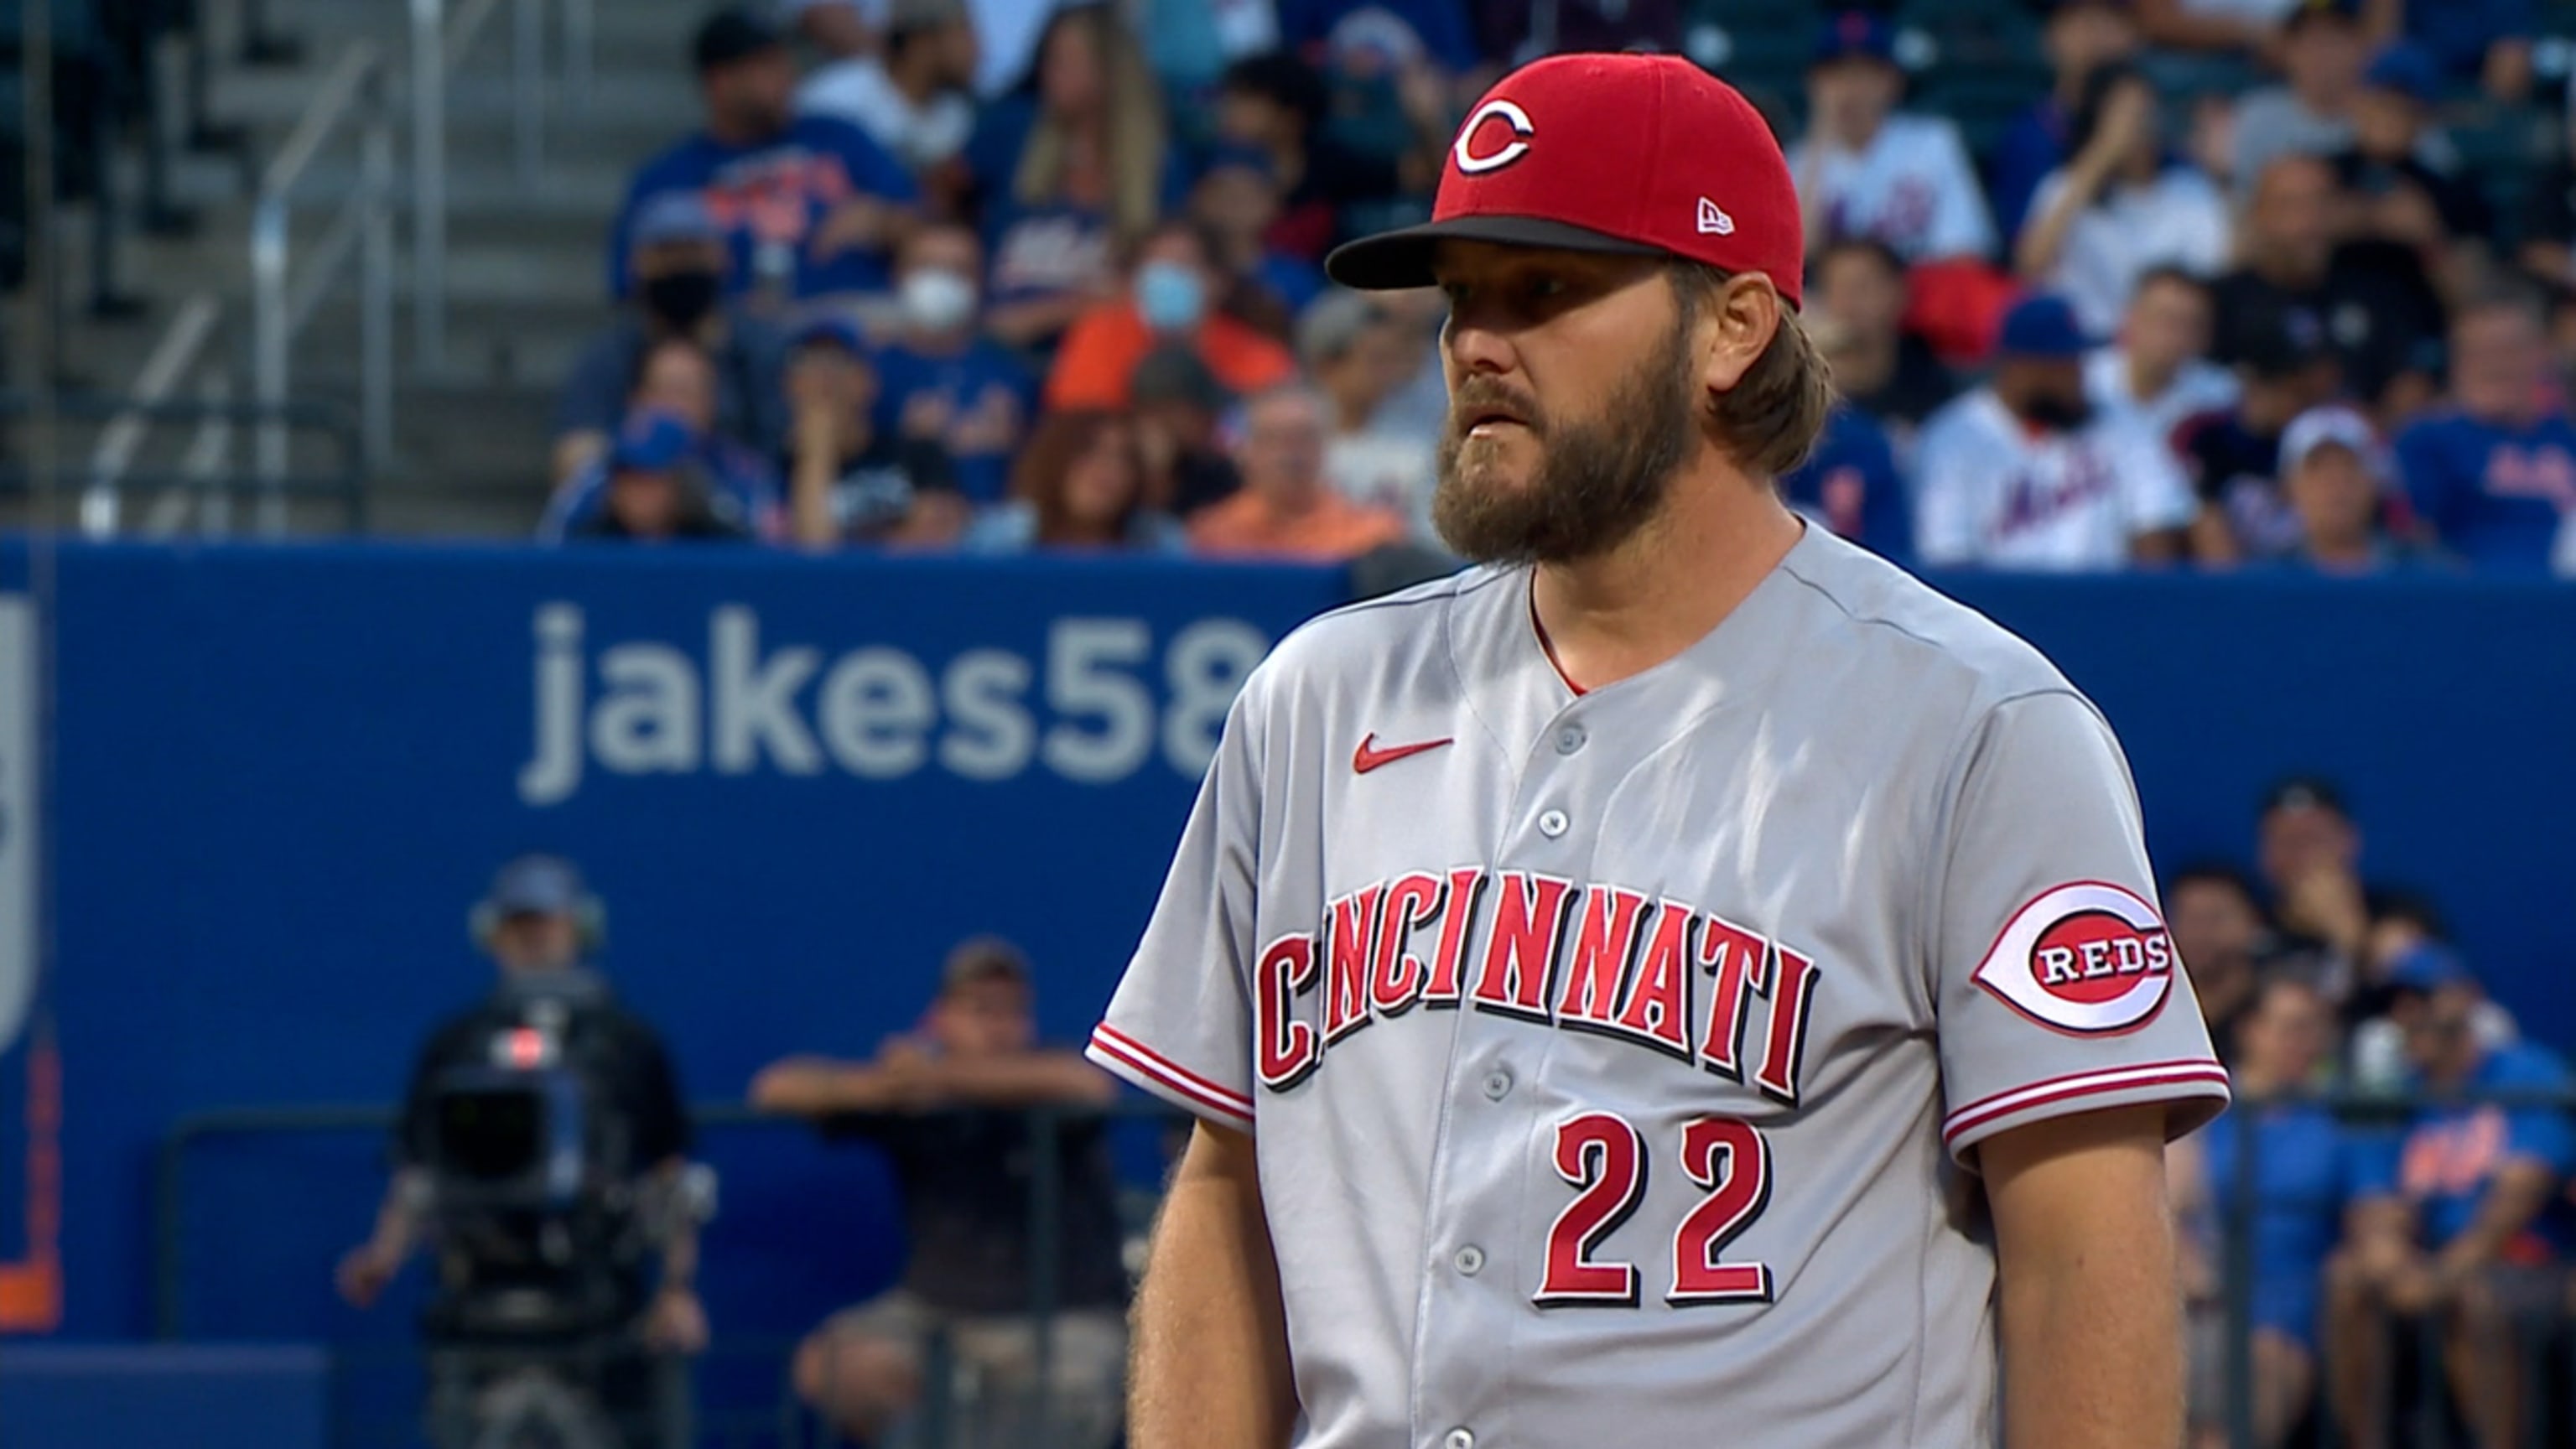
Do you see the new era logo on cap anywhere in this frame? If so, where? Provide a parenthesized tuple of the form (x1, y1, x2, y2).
(1322, 55, 1805, 309)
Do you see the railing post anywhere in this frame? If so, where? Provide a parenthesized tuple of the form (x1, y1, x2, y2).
(2223, 1099, 2259, 1448)
(561, 0, 592, 106)
(513, 0, 545, 188)
(252, 200, 291, 511)
(410, 0, 447, 374)
(1028, 1106, 1062, 1446)
(361, 90, 396, 477)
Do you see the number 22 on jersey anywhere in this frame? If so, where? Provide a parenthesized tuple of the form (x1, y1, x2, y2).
(1538, 1112, 1776, 1308)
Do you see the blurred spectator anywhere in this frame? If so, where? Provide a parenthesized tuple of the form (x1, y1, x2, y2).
(2085, 266, 2240, 444)
(2327, 948, 2573, 1449)
(1214, 50, 1445, 265)
(610, 9, 920, 308)
(797, 0, 981, 178)
(787, 0, 1059, 97)
(751, 938, 1127, 1449)
(782, 318, 969, 549)
(553, 413, 761, 544)
(1914, 294, 2197, 569)
(1274, 0, 1480, 75)
(2395, 290, 2576, 574)
(2169, 977, 2358, 1449)
(1807, 239, 1957, 436)
(2133, 0, 2316, 57)
(782, 0, 879, 62)
(1474, 0, 1681, 61)
(2275, 403, 2450, 571)
(1779, 403, 1913, 564)
(2167, 862, 2278, 1057)
(1790, 13, 1997, 265)
(1189, 144, 1326, 341)
(2174, 323, 2343, 561)
(2211, 153, 2444, 415)
(556, 192, 789, 486)
(2398, 0, 2531, 99)
(542, 340, 786, 543)
(2016, 63, 2232, 335)
(1992, 0, 2144, 246)
(1135, 0, 1280, 95)
(963, 408, 1187, 552)
(2332, 44, 2490, 289)
(1131, 344, 1246, 516)
(1046, 221, 1298, 410)
(968, 6, 1176, 354)
(1191, 385, 1409, 558)
(2254, 775, 2382, 1005)
(2231, 0, 2429, 210)
(872, 224, 1039, 505)
(1301, 288, 1439, 536)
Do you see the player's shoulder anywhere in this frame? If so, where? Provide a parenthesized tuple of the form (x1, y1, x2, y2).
(1778, 529, 2083, 710)
(1237, 561, 1501, 707)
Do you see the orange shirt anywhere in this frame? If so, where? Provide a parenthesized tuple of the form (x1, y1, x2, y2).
(1043, 303, 1298, 410)
(1187, 487, 1409, 562)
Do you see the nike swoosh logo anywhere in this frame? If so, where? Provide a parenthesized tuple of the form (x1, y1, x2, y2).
(1353, 733, 1454, 775)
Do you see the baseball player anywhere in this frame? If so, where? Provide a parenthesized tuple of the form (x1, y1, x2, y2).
(1087, 53, 2229, 1449)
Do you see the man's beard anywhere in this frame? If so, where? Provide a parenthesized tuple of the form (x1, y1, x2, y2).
(1431, 310, 1698, 565)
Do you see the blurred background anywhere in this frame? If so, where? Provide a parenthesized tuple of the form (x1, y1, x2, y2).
(0, 0, 2573, 1443)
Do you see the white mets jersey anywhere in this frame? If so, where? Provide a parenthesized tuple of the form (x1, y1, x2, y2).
(1088, 523, 2227, 1448)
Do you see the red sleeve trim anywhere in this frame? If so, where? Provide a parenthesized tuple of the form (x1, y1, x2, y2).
(1087, 1025, 1256, 1127)
(1943, 1058, 2231, 1150)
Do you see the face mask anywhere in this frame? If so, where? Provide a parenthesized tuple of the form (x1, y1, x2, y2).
(1135, 261, 1207, 334)
(641, 268, 722, 330)
(900, 267, 979, 334)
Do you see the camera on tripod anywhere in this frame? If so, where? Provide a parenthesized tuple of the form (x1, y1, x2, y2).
(417, 988, 709, 1346)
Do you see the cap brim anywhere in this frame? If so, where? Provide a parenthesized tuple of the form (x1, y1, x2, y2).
(1324, 216, 1669, 291)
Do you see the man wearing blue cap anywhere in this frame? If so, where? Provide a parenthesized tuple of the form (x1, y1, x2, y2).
(339, 855, 706, 1448)
(2328, 945, 2576, 1449)
(556, 190, 790, 489)
(1915, 293, 2199, 568)
(1788, 11, 1997, 265)
(2332, 43, 2490, 247)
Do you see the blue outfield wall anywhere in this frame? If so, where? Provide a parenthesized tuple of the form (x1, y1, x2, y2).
(0, 540, 2570, 1349)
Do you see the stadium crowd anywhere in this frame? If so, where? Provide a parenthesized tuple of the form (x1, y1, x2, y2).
(533, 0, 2576, 575)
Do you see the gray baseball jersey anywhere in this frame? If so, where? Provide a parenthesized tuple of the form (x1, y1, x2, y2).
(1088, 525, 2227, 1448)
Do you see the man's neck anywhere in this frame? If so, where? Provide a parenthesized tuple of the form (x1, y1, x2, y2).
(1530, 466, 1805, 692)
(1837, 331, 1897, 394)
(2304, 532, 2378, 569)
(890, 54, 941, 106)
(2126, 351, 2178, 401)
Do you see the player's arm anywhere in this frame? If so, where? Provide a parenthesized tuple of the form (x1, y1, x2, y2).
(1130, 1121, 1296, 1449)
(910, 1049, 1121, 1108)
(1983, 1104, 2185, 1449)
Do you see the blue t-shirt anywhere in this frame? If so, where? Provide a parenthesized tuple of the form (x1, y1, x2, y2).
(2395, 408, 2576, 574)
(1988, 98, 2070, 249)
(2363, 1042, 2576, 1254)
(871, 340, 1041, 505)
(609, 117, 920, 302)
(2199, 1104, 2383, 1343)
(1781, 404, 1913, 566)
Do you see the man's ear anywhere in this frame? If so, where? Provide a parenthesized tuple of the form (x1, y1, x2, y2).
(1697, 273, 1784, 397)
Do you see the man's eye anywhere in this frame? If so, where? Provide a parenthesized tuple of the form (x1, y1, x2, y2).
(1524, 275, 1566, 301)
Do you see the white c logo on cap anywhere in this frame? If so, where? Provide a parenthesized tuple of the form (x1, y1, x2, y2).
(1452, 99, 1535, 175)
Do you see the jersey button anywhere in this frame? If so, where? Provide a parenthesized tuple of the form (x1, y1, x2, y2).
(1453, 1244, 1485, 1276)
(1538, 808, 1570, 838)
(1481, 1068, 1513, 1100)
(1444, 1431, 1476, 1449)
(1555, 725, 1587, 755)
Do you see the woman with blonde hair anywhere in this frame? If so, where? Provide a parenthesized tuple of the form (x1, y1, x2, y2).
(969, 5, 1179, 356)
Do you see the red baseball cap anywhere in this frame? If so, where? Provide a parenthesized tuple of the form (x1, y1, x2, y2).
(1324, 53, 1805, 309)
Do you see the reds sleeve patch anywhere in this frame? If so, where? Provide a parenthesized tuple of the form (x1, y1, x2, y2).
(1970, 881, 2175, 1035)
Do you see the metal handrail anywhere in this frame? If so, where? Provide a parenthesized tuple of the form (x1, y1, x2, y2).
(411, 0, 590, 374)
(0, 388, 368, 532)
(80, 294, 222, 538)
(252, 40, 395, 527)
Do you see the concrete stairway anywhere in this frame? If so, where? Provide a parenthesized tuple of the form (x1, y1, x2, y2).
(18, 0, 706, 538)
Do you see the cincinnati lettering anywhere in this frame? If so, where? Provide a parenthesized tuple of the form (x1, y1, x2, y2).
(1256, 869, 1821, 1105)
